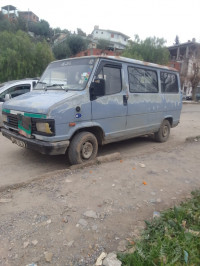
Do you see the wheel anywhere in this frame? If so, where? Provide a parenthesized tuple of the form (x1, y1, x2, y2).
(68, 132, 98, 165)
(154, 120, 171, 142)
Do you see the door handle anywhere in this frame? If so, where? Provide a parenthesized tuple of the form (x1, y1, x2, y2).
(123, 95, 128, 106)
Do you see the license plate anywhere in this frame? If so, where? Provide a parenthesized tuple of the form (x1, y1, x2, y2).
(11, 137, 27, 148)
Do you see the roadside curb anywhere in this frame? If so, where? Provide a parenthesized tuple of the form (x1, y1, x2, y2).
(182, 101, 200, 104)
(0, 152, 121, 193)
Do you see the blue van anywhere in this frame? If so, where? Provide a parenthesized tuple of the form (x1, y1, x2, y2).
(2, 56, 182, 164)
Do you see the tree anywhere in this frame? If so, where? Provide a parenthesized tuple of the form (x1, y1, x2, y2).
(53, 34, 88, 59)
(174, 35, 180, 45)
(0, 30, 54, 82)
(190, 63, 200, 101)
(188, 47, 200, 101)
(0, 12, 17, 32)
(53, 41, 71, 60)
(28, 19, 51, 37)
(96, 38, 112, 50)
(77, 28, 86, 37)
(67, 35, 87, 56)
(122, 35, 170, 65)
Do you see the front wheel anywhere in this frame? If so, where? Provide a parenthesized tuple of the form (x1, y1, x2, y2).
(154, 120, 171, 142)
(68, 132, 98, 165)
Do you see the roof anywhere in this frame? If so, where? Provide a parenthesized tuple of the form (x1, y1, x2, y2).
(52, 55, 177, 72)
(18, 11, 39, 17)
(1, 5, 16, 11)
(0, 78, 39, 91)
(92, 28, 130, 39)
(168, 41, 200, 49)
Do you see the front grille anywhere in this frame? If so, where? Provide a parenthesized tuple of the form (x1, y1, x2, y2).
(4, 114, 18, 129)
(31, 120, 37, 132)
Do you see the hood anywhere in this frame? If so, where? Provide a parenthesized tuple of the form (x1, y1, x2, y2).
(3, 90, 79, 114)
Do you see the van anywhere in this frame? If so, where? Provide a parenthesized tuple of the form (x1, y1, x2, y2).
(2, 56, 182, 164)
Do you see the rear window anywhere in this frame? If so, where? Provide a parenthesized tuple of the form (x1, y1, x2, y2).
(160, 72, 178, 93)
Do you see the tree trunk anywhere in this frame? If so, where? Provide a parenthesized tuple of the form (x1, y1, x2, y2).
(192, 87, 196, 101)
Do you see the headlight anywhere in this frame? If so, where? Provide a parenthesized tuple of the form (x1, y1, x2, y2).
(36, 122, 53, 134)
(2, 114, 7, 123)
(32, 119, 55, 136)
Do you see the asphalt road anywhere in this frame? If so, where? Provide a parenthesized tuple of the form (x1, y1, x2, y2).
(0, 103, 199, 188)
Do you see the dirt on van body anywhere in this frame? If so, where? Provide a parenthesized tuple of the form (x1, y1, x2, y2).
(0, 137, 200, 265)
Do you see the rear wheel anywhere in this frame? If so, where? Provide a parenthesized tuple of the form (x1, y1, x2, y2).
(154, 120, 171, 142)
(68, 132, 98, 165)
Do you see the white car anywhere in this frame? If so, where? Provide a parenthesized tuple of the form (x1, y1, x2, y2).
(0, 79, 38, 128)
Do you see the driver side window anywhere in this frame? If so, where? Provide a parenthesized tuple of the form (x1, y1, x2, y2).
(98, 66, 122, 95)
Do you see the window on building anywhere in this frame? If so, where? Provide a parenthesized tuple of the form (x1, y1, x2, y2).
(128, 67, 158, 93)
(101, 32, 103, 34)
(98, 66, 122, 95)
(160, 72, 178, 93)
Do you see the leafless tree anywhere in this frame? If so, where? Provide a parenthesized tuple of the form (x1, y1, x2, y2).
(190, 63, 200, 100)
(189, 47, 200, 101)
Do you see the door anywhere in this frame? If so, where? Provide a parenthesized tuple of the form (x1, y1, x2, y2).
(126, 66, 162, 135)
(91, 61, 127, 141)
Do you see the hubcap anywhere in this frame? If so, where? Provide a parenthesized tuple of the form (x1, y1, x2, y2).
(163, 125, 168, 137)
(81, 141, 93, 159)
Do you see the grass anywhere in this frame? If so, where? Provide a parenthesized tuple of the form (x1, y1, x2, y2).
(118, 190, 200, 266)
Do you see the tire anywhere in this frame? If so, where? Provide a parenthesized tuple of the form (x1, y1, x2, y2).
(154, 120, 171, 142)
(68, 132, 98, 165)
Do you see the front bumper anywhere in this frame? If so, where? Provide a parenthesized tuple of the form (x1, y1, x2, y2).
(2, 128, 70, 155)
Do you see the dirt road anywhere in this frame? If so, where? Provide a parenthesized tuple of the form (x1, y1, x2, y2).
(0, 103, 200, 266)
(0, 103, 200, 188)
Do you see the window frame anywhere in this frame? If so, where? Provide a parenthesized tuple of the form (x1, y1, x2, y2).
(160, 71, 179, 94)
(128, 66, 159, 94)
(95, 61, 122, 96)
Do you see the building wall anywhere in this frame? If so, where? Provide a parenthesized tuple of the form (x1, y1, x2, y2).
(91, 29, 129, 49)
(18, 11, 39, 23)
(168, 42, 200, 97)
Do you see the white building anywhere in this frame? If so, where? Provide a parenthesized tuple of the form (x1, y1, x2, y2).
(91, 26, 130, 50)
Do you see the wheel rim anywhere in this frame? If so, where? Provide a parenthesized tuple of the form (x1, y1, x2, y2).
(163, 125, 169, 137)
(81, 141, 93, 159)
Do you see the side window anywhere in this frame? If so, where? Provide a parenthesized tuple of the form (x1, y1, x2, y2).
(128, 67, 158, 93)
(160, 72, 178, 93)
(98, 66, 122, 95)
(8, 85, 31, 98)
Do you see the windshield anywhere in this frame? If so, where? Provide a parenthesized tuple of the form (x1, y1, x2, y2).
(35, 58, 96, 91)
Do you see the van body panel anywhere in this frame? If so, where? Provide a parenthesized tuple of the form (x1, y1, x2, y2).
(2, 90, 78, 114)
(91, 93, 127, 139)
(126, 93, 163, 135)
(162, 93, 182, 126)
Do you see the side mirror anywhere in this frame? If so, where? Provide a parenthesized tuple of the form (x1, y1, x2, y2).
(90, 78, 105, 100)
(5, 94, 11, 101)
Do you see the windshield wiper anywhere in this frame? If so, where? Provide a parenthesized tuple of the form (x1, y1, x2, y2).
(34, 81, 47, 90)
(37, 81, 47, 85)
(46, 84, 68, 91)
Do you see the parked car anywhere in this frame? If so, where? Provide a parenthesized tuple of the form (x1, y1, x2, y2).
(0, 79, 38, 127)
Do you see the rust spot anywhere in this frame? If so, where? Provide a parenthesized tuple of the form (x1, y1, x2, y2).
(69, 122, 76, 127)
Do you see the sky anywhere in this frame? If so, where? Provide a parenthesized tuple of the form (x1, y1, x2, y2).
(1, 0, 200, 46)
